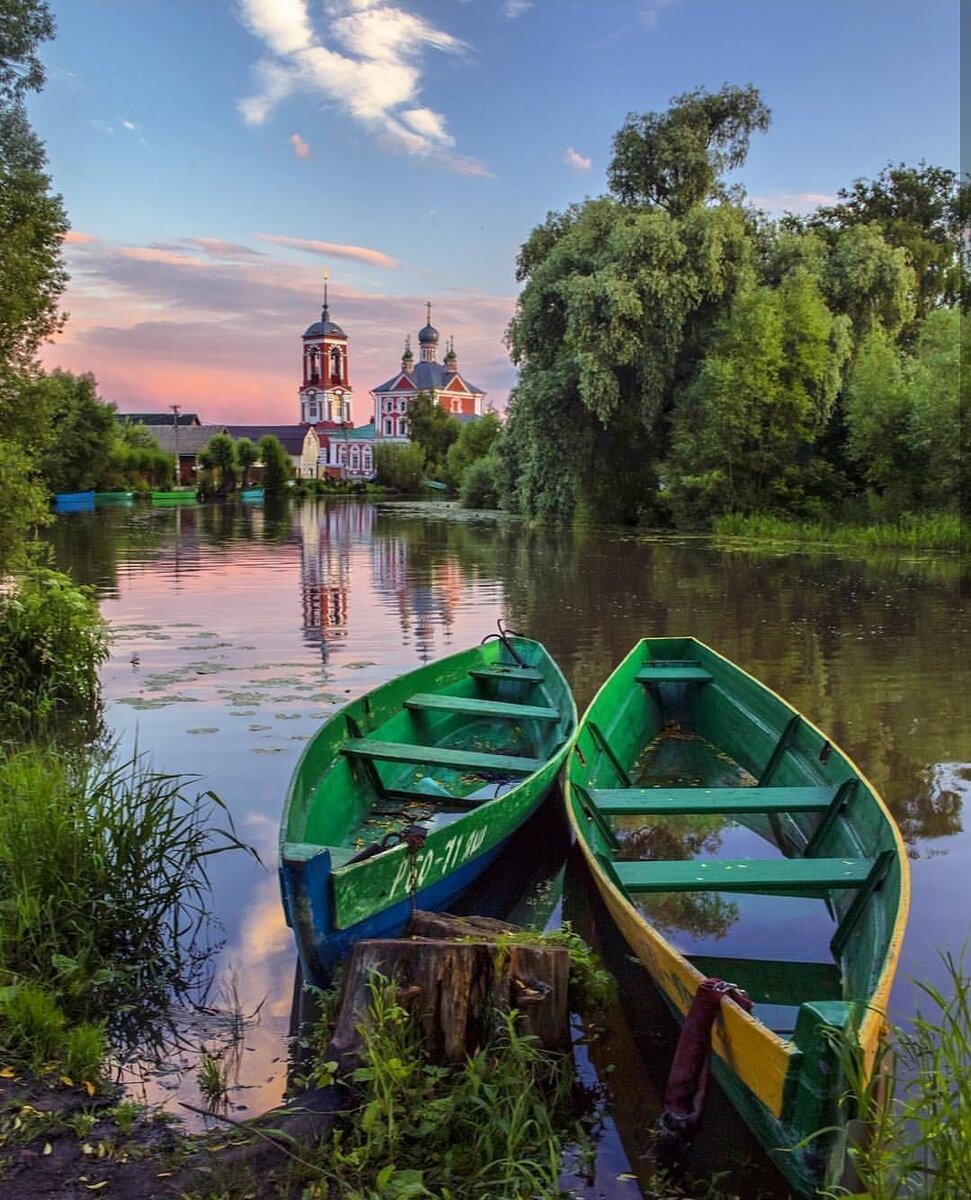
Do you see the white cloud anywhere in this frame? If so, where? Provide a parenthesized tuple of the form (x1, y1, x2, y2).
(235, 0, 485, 172)
(564, 146, 591, 173)
(120, 118, 139, 131)
(748, 191, 836, 216)
(503, 0, 532, 17)
(639, 0, 678, 29)
(290, 131, 311, 158)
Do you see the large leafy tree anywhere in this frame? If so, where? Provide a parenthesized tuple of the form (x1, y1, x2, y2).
(405, 392, 460, 476)
(257, 435, 291, 497)
(666, 269, 851, 522)
(34, 370, 117, 492)
(0, 0, 68, 569)
(607, 83, 770, 213)
(808, 162, 969, 325)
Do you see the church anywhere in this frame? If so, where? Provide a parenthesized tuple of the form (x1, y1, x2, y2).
(291, 293, 486, 480)
(369, 304, 486, 440)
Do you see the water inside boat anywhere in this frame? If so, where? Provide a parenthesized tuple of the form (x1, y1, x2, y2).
(616, 725, 839, 1034)
(348, 715, 539, 851)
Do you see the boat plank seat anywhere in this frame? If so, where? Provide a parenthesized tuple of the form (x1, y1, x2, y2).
(405, 693, 559, 721)
(612, 856, 875, 894)
(468, 665, 544, 683)
(341, 738, 544, 775)
(685, 954, 844, 1007)
(637, 664, 714, 684)
(591, 785, 833, 816)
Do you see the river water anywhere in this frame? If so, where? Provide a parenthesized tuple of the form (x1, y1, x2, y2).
(46, 498, 969, 1196)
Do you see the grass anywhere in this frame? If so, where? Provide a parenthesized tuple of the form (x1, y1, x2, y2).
(295, 962, 600, 1199)
(820, 952, 971, 1199)
(712, 511, 964, 552)
(0, 743, 258, 1078)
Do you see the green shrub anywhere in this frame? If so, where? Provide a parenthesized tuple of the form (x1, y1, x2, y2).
(459, 455, 502, 509)
(0, 566, 109, 733)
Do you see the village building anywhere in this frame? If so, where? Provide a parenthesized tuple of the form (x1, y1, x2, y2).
(370, 305, 486, 440)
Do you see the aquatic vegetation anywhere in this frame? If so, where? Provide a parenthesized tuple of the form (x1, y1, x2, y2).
(0, 744, 258, 1065)
(712, 511, 964, 552)
(813, 952, 971, 1199)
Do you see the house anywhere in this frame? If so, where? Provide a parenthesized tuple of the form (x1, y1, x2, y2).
(225, 425, 321, 479)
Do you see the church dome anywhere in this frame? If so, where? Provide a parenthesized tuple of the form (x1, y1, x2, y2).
(303, 302, 345, 339)
(417, 321, 439, 345)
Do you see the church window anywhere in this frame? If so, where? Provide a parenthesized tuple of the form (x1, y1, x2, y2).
(331, 347, 342, 380)
(363, 447, 372, 469)
(383, 418, 392, 435)
(350, 446, 360, 470)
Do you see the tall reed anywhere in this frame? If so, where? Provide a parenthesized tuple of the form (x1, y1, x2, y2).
(824, 953, 971, 1199)
(0, 744, 256, 1040)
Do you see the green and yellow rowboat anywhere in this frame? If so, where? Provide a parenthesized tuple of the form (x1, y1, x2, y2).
(280, 628, 576, 987)
(565, 637, 909, 1197)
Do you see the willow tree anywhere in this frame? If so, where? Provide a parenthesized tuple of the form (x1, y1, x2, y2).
(665, 268, 851, 523)
(504, 83, 769, 522)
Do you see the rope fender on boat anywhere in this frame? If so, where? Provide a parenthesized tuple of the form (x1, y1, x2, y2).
(655, 977, 754, 1168)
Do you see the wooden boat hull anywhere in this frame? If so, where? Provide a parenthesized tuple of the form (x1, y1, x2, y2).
(565, 637, 909, 1196)
(53, 490, 95, 512)
(281, 636, 576, 986)
(240, 488, 264, 502)
(94, 491, 134, 506)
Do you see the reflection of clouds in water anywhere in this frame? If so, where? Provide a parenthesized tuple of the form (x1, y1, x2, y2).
(242, 810, 281, 864)
(220, 871, 295, 1022)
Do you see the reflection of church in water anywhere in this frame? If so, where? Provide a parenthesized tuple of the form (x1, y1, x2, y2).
(295, 501, 464, 662)
(370, 533, 464, 662)
(297, 502, 375, 656)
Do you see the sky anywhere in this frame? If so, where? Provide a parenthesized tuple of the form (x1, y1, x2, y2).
(28, 0, 961, 426)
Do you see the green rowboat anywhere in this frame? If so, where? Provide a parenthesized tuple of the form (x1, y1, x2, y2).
(565, 637, 909, 1196)
(280, 629, 577, 986)
(151, 489, 198, 505)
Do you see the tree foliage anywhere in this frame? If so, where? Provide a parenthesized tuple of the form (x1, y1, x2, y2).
(607, 84, 770, 213)
(405, 392, 460, 475)
(257, 435, 291, 496)
(808, 162, 969, 323)
(374, 442, 425, 493)
(0, 0, 66, 571)
(34, 370, 116, 492)
(445, 411, 501, 491)
(503, 83, 963, 528)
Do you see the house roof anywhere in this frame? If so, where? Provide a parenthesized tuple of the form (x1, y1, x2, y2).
(372, 360, 483, 396)
(150, 425, 228, 456)
(118, 411, 201, 426)
(225, 425, 314, 455)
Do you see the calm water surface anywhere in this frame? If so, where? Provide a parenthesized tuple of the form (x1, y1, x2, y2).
(47, 499, 970, 1196)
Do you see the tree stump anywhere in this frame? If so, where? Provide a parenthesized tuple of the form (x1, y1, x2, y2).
(328, 910, 570, 1070)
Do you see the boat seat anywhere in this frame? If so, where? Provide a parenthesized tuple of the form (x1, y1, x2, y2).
(590, 785, 834, 816)
(405, 693, 559, 721)
(468, 665, 544, 683)
(341, 738, 544, 775)
(611, 856, 876, 894)
(685, 954, 844, 1006)
(637, 664, 713, 684)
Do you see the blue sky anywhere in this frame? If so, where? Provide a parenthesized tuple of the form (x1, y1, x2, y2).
(29, 0, 961, 424)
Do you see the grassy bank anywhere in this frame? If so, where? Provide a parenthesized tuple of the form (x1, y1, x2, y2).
(712, 512, 963, 552)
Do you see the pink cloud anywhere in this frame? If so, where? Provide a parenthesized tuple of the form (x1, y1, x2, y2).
(255, 233, 398, 270)
(290, 132, 311, 159)
(43, 234, 516, 425)
(183, 238, 266, 260)
(563, 147, 591, 173)
(63, 230, 96, 245)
